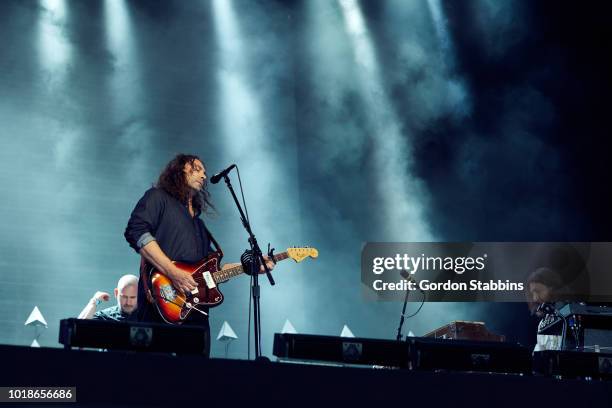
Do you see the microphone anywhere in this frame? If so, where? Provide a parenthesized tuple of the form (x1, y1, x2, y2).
(210, 164, 236, 184)
(400, 270, 424, 292)
(241, 250, 260, 276)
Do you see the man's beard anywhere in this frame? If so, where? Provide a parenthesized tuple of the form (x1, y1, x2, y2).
(122, 306, 136, 315)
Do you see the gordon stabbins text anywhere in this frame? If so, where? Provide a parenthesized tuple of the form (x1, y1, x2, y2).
(372, 279, 524, 292)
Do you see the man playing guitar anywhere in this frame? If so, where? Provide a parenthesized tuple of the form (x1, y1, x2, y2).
(124, 154, 274, 356)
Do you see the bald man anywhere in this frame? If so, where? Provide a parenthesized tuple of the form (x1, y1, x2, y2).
(78, 274, 139, 322)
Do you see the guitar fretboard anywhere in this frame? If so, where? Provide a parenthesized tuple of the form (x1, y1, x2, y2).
(213, 251, 290, 282)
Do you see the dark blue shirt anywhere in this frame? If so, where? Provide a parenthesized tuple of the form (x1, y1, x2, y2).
(124, 187, 212, 263)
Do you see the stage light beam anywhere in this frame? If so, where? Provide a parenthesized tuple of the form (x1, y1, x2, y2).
(338, 0, 434, 241)
(38, 0, 70, 80)
(103, 0, 143, 124)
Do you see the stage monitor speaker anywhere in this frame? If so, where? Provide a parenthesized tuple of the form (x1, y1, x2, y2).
(59, 318, 208, 355)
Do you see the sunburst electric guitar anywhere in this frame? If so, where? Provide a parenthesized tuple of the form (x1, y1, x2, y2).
(148, 247, 318, 324)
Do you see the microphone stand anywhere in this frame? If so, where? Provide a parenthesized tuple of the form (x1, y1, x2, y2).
(396, 270, 416, 341)
(219, 173, 274, 360)
(396, 283, 411, 341)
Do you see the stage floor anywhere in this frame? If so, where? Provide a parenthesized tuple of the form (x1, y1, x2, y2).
(0, 344, 610, 407)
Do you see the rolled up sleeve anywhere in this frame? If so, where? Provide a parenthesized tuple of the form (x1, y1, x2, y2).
(124, 188, 164, 253)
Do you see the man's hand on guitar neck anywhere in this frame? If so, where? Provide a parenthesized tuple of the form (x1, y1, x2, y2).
(261, 256, 275, 273)
(240, 250, 276, 275)
(222, 256, 274, 274)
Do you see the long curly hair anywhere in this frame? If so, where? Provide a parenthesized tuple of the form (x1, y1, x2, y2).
(156, 154, 214, 215)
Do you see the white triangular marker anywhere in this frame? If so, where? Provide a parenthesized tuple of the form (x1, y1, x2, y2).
(340, 325, 354, 338)
(281, 319, 297, 334)
(24, 306, 47, 327)
(408, 330, 415, 337)
(216, 321, 238, 341)
(31, 339, 41, 348)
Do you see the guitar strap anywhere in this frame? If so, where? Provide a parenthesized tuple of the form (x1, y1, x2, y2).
(204, 224, 224, 260)
(140, 257, 155, 304)
(139, 224, 223, 304)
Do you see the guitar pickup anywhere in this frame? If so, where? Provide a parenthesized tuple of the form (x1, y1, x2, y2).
(203, 271, 217, 289)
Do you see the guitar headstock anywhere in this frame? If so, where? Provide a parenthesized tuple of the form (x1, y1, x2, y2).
(287, 247, 319, 263)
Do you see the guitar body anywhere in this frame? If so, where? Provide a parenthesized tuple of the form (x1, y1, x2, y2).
(150, 252, 225, 324)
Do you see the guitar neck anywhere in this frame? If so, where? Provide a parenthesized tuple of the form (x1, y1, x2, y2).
(213, 251, 290, 282)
